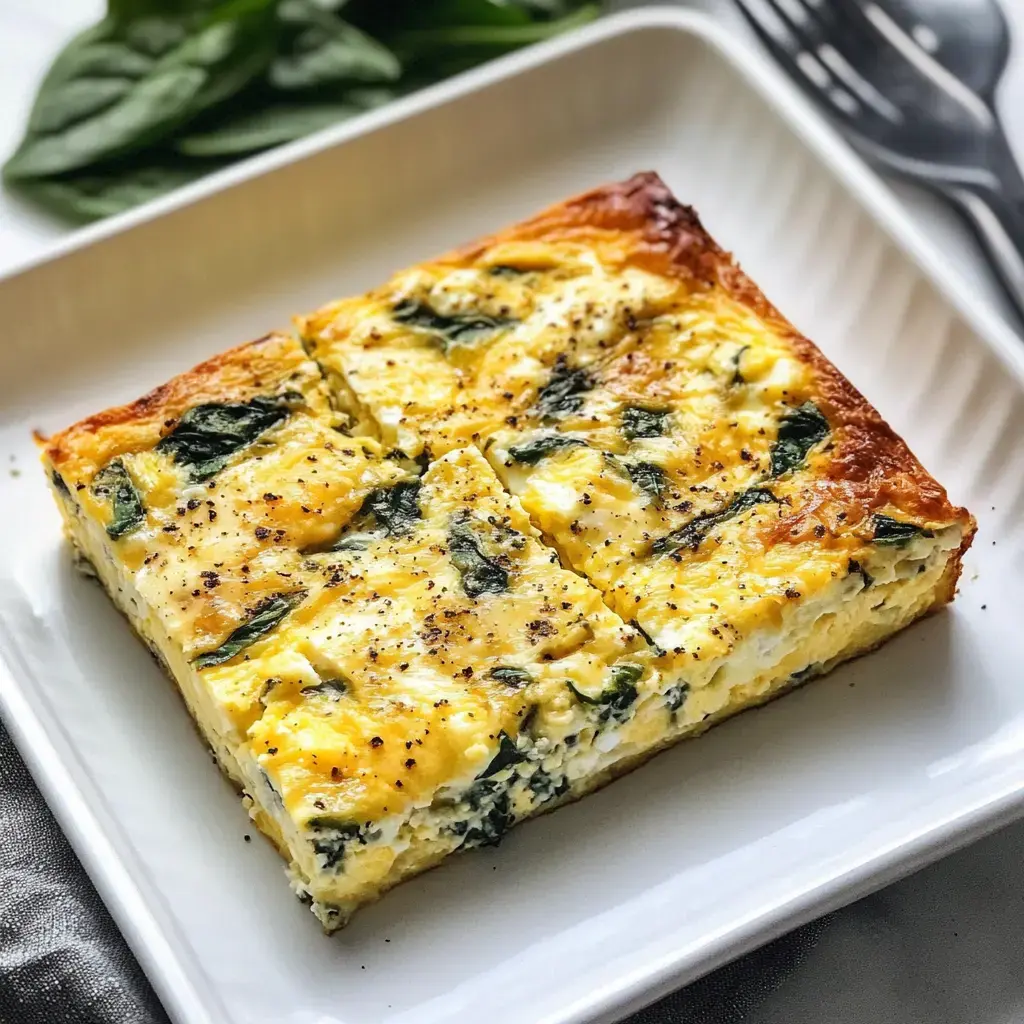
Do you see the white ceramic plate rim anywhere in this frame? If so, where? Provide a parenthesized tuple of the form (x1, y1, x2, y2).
(3, 10, 1024, 1024)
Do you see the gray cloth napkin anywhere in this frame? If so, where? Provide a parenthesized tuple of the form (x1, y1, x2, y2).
(0, 721, 824, 1024)
(0, 726, 168, 1024)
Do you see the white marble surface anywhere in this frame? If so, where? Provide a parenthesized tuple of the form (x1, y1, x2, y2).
(2, 3, 1024, 1023)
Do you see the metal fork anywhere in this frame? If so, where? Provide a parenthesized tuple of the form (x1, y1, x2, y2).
(735, 0, 1024, 325)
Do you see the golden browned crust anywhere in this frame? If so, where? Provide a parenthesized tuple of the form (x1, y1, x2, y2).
(441, 170, 720, 284)
(44, 333, 322, 483)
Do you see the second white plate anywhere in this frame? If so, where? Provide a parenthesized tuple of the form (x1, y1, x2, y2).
(1, 9, 1024, 1024)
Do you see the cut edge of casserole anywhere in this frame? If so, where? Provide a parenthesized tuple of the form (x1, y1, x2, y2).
(42, 173, 975, 931)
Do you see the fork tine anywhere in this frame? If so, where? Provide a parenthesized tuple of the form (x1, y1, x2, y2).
(785, 0, 907, 123)
(775, 0, 980, 120)
(753, 0, 883, 70)
(734, 0, 896, 130)
(794, 0, 887, 52)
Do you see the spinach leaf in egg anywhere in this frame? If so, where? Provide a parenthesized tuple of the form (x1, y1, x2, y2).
(307, 817, 367, 870)
(769, 401, 830, 478)
(477, 731, 525, 779)
(528, 767, 569, 804)
(355, 480, 422, 536)
(535, 357, 592, 420)
(156, 393, 296, 481)
(650, 488, 777, 556)
(847, 558, 874, 588)
(665, 683, 689, 713)
(630, 618, 666, 657)
(456, 779, 515, 849)
(92, 458, 145, 538)
(566, 662, 642, 721)
(193, 591, 304, 669)
(51, 470, 71, 496)
(871, 514, 933, 546)
(732, 345, 750, 385)
(327, 480, 422, 552)
(627, 460, 668, 501)
(300, 677, 348, 700)
(488, 666, 532, 688)
(448, 514, 509, 598)
(392, 299, 515, 354)
(621, 405, 670, 440)
(506, 434, 587, 466)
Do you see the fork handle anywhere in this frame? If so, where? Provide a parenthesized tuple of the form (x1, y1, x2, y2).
(935, 129, 1024, 327)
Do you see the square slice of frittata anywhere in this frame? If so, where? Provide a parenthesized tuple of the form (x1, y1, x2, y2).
(45, 173, 974, 931)
(43, 332, 411, 787)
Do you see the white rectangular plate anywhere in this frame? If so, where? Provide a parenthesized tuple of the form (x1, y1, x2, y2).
(2, 10, 1024, 1024)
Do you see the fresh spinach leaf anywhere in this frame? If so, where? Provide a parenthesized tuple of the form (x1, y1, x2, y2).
(871, 514, 933, 546)
(156, 393, 294, 481)
(535, 357, 592, 420)
(566, 662, 642, 720)
(4, 3, 276, 180)
(7, 0, 598, 222)
(92, 458, 145, 539)
(477, 731, 524, 778)
(448, 515, 509, 598)
(769, 401, 830, 477)
(627, 460, 668, 501)
(388, 3, 598, 65)
(193, 591, 304, 669)
(388, 0, 534, 30)
(506, 434, 586, 466)
(176, 97, 374, 156)
(488, 666, 532, 688)
(14, 155, 220, 222)
(270, 0, 400, 91)
(307, 816, 366, 870)
(392, 299, 515, 354)
(512, 0, 586, 13)
(651, 488, 777, 556)
(622, 405, 670, 440)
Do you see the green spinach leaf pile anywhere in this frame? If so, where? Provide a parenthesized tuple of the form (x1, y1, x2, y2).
(3, 0, 597, 222)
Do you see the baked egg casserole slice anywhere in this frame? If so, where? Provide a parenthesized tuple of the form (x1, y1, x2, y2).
(45, 173, 974, 930)
(44, 335, 665, 929)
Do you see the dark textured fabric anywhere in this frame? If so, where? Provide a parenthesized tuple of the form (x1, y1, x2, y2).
(0, 719, 822, 1024)
(0, 726, 169, 1024)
